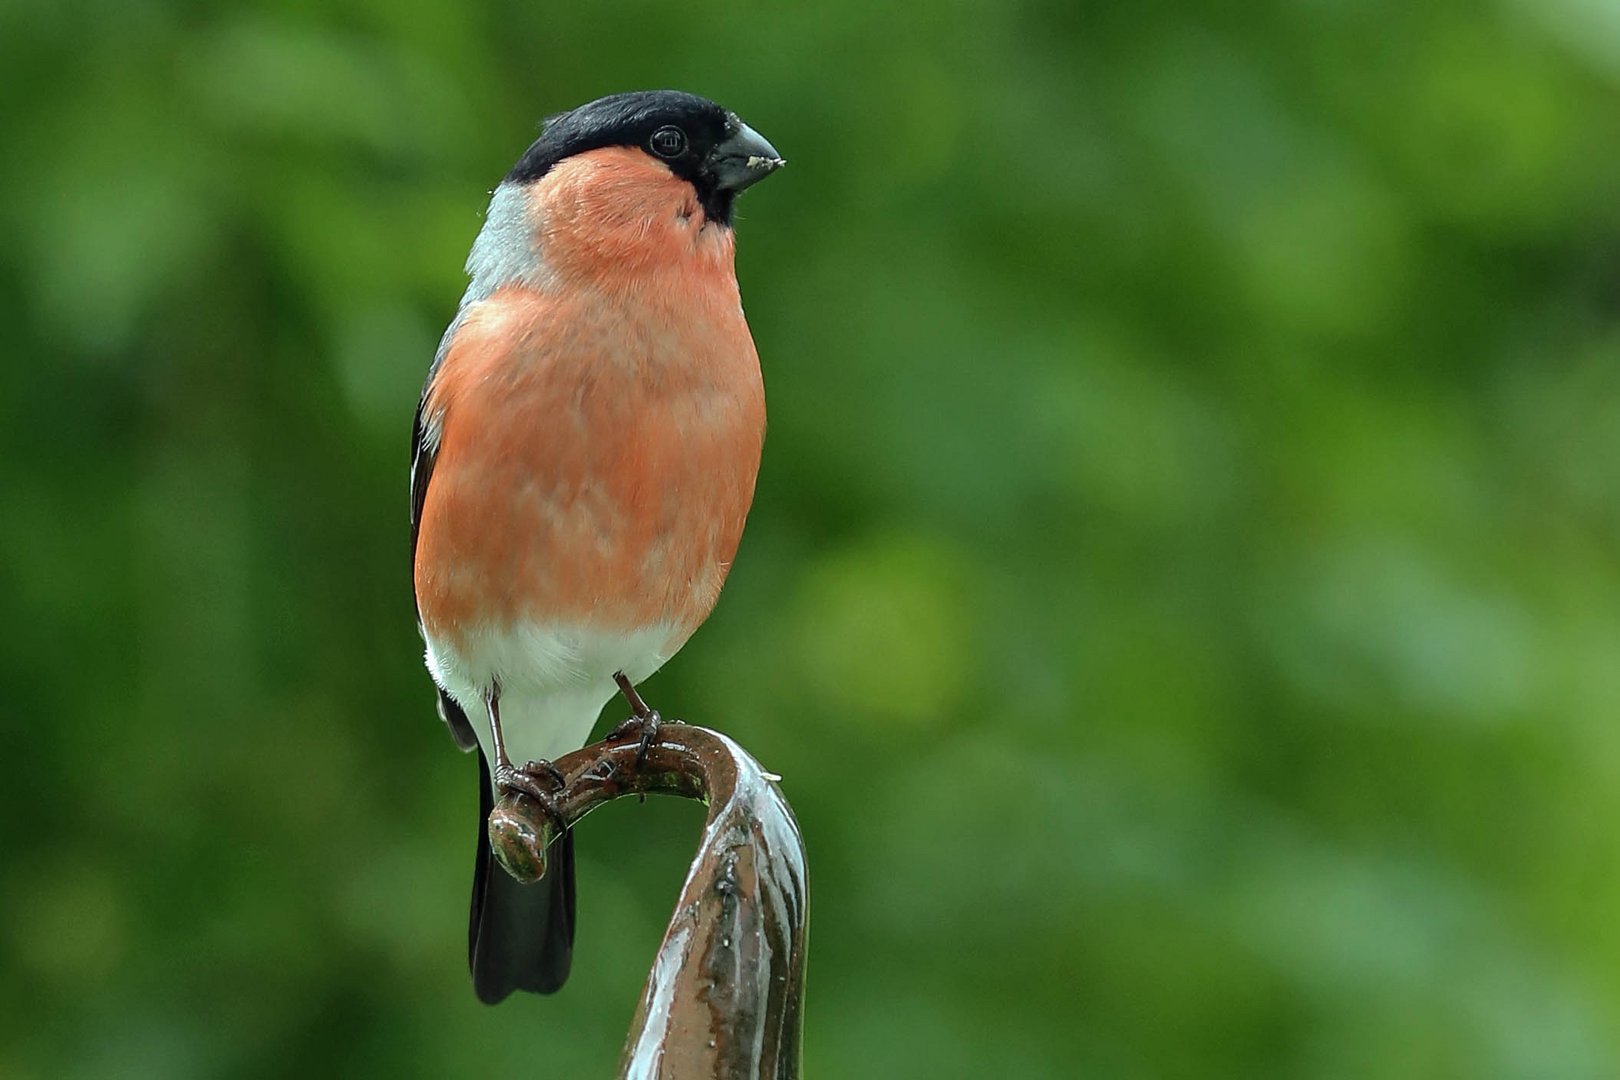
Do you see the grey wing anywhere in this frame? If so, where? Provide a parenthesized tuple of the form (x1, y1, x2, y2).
(412, 316, 479, 753)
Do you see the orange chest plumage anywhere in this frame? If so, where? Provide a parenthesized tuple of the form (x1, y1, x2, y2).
(413, 276, 766, 645)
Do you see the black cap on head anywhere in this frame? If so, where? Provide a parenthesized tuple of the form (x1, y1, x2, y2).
(506, 90, 783, 226)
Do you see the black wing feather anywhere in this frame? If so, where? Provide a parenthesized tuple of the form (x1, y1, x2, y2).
(409, 318, 460, 566)
(412, 319, 479, 750)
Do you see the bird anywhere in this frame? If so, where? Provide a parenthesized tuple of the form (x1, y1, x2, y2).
(408, 90, 783, 1004)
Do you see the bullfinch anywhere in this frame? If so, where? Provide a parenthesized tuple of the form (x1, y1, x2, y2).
(408, 90, 783, 1004)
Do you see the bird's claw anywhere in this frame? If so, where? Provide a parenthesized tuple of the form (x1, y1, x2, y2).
(522, 759, 567, 789)
(608, 710, 663, 770)
(493, 760, 567, 833)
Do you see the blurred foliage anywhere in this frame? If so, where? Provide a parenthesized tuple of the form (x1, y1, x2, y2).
(4, 0, 1620, 1075)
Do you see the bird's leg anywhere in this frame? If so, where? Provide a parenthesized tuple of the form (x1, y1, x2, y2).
(486, 685, 566, 814)
(609, 671, 662, 770)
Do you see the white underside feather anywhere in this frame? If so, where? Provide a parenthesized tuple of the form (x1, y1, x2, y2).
(425, 620, 682, 768)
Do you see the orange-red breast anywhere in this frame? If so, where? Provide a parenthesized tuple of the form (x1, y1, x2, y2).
(408, 91, 782, 1003)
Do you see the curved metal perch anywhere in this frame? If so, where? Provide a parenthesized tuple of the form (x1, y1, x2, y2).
(487, 723, 808, 1079)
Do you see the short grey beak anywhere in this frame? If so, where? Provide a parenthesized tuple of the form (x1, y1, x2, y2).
(709, 120, 785, 194)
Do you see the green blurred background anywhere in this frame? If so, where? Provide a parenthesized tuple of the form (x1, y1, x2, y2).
(5, 0, 1620, 1075)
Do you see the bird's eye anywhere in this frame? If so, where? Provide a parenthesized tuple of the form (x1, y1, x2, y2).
(649, 125, 687, 158)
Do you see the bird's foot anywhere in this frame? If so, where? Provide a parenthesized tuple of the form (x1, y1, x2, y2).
(608, 709, 663, 771)
(487, 760, 567, 884)
(493, 760, 567, 829)
(610, 671, 664, 770)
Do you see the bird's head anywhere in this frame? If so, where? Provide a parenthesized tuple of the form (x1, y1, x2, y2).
(511, 90, 784, 227)
(467, 91, 784, 294)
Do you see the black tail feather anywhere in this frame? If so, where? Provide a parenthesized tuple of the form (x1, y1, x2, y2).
(469, 750, 576, 1003)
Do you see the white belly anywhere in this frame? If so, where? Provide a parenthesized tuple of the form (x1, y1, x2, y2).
(424, 619, 682, 766)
